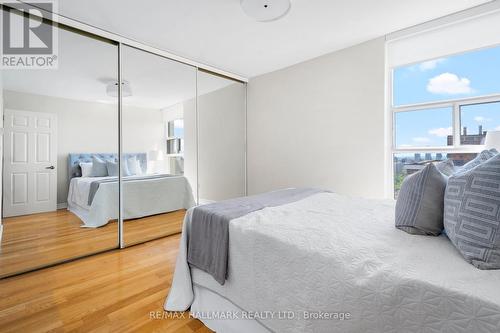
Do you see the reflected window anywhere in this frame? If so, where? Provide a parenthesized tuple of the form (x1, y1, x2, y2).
(167, 119, 184, 154)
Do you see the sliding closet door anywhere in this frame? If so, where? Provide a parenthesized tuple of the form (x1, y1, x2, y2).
(197, 70, 246, 203)
(0, 8, 119, 278)
(120, 46, 197, 246)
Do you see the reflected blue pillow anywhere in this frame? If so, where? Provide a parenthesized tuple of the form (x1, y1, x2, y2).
(106, 160, 131, 177)
(90, 156, 108, 177)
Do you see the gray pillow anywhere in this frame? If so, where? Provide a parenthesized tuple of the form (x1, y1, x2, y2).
(395, 163, 447, 236)
(444, 153, 500, 269)
(435, 159, 455, 176)
(90, 156, 108, 177)
(106, 160, 131, 177)
(457, 149, 496, 174)
(106, 160, 118, 177)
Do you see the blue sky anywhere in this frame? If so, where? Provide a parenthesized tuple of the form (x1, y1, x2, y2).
(172, 119, 184, 138)
(394, 46, 500, 147)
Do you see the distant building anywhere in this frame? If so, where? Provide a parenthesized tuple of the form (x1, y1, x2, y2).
(447, 125, 486, 166)
(447, 125, 486, 145)
(395, 125, 486, 198)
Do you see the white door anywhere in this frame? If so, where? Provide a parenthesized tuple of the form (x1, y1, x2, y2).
(3, 109, 57, 217)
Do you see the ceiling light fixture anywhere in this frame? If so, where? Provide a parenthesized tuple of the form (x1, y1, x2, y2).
(241, 0, 291, 22)
(106, 80, 132, 97)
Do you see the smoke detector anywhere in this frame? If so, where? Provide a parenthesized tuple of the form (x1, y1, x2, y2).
(241, 0, 291, 22)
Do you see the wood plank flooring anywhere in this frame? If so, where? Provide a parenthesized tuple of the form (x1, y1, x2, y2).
(0, 234, 212, 332)
(0, 209, 185, 278)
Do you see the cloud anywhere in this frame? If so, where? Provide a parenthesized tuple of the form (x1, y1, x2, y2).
(427, 73, 473, 95)
(412, 137, 431, 143)
(418, 58, 446, 71)
(474, 116, 491, 124)
(428, 127, 452, 137)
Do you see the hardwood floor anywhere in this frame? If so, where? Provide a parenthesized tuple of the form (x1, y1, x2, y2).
(123, 211, 185, 246)
(0, 234, 212, 332)
(0, 209, 185, 278)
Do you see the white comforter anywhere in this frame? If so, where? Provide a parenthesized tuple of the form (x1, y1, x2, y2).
(166, 192, 500, 332)
(68, 175, 195, 227)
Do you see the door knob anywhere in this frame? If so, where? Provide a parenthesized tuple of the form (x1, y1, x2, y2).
(45, 166, 55, 170)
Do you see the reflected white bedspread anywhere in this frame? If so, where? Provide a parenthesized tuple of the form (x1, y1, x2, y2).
(68, 175, 195, 228)
(166, 192, 500, 332)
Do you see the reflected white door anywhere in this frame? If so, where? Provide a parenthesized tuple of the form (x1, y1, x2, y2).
(3, 109, 57, 217)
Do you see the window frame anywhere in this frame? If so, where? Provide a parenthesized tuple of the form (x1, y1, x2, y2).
(387, 68, 500, 198)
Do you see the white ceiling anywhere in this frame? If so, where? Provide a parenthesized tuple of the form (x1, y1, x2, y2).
(56, 0, 492, 78)
(2, 23, 234, 109)
(2, 0, 492, 108)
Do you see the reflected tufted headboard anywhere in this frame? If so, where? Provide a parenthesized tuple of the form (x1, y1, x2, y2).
(68, 153, 147, 181)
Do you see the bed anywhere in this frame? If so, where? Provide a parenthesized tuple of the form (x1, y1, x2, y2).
(66, 153, 195, 228)
(165, 190, 500, 333)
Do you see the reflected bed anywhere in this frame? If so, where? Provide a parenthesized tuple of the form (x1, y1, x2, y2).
(66, 153, 195, 227)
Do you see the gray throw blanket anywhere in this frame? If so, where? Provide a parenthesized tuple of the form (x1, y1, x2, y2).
(187, 188, 327, 285)
(88, 174, 174, 205)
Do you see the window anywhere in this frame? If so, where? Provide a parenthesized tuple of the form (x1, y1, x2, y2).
(395, 107, 453, 148)
(460, 101, 500, 145)
(393, 152, 478, 198)
(390, 45, 500, 198)
(169, 119, 184, 138)
(393, 46, 500, 106)
(166, 119, 184, 154)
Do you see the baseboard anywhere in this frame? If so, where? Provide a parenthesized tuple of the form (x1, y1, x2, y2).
(0, 224, 3, 242)
(57, 202, 68, 210)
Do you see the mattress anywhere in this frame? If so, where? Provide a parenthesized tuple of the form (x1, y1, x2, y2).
(67, 175, 195, 227)
(68, 176, 110, 210)
(166, 192, 500, 332)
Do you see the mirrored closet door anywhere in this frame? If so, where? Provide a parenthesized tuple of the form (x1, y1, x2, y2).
(0, 10, 119, 277)
(197, 70, 246, 203)
(121, 45, 197, 246)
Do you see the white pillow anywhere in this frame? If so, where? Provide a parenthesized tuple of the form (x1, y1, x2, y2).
(127, 157, 143, 176)
(80, 162, 93, 177)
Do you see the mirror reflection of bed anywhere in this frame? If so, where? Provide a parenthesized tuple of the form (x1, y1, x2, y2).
(0, 24, 198, 278)
(0, 88, 198, 278)
(67, 152, 194, 245)
(0, 99, 195, 278)
(0, 16, 245, 279)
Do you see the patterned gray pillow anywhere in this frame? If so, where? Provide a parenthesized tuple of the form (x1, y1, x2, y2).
(396, 163, 447, 236)
(444, 153, 500, 269)
(456, 149, 496, 174)
(435, 159, 455, 176)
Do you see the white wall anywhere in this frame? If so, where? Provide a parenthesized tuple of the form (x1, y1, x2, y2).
(247, 37, 386, 199)
(3, 90, 165, 204)
(163, 82, 247, 203)
(197, 82, 246, 202)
